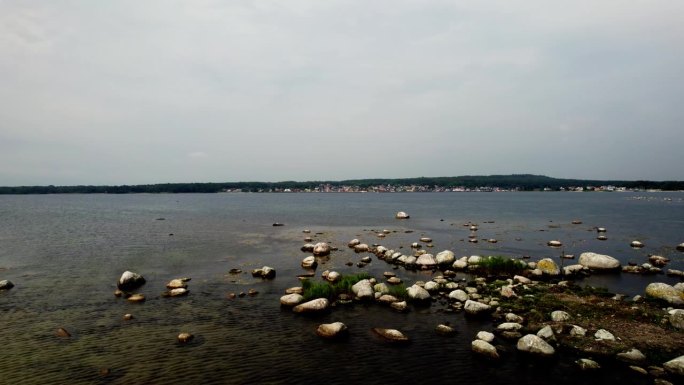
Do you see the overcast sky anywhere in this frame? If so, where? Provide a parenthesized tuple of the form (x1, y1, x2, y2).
(1, 1, 683, 185)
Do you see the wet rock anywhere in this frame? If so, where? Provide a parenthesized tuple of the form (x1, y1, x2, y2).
(351, 279, 374, 300)
(516, 334, 555, 356)
(117, 271, 146, 291)
(166, 288, 189, 297)
(354, 244, 370, 253)
(506, 313, 524, 323)
(372, 328, 409, 342)
(467, 255, 482, 265)
(407, 284, 430, 301)
(629, 366, 648, 375)
(597, 235, 608, 241)
(551, 310, 571, 322)
(247, 288, 258, 296)
(123, 314, 133, 321)
(301, 256, 317, 269)
(387, 277, 402, 285)
(293, 298, 329, 313)
(390, 301, 408, 312)
(374, 283, 389, 295)
(251, 266, 276, 279)
(576, 358, 601, 370)
(127, 294, 145, 302)
(668, 309, 684, 329)
(452, 259, 468, 270)
(537, 258, 560, 276)
(436, 324, 456, 336)
(617, 348, 647, 364)
(537, 325, 555, 340)
(449, 289, 469, 302)
(0, 279, 14, 290)
(395, 211, 410, 219)
(645, 282, 684, 305)
(280, 293, 304, 306)
(166, 279, 188, 289)
(325, 271, 340, 283)
(55, 327, 71, 338)
(301, 243, 315, 252)
(377, 294, 399, 304)
(313, 242, 331, 256)
(563, 264, 586, 276)
(594, 329, 615, 341)
(464, 300, 492, 316)
(630, 240, 645, 248)
(435, 250, 455, 265)
(177, 332, 194, 343)
(472, 339, 499, 359)
(229, 268, 242, 274)
(667, 269, 684, 278)
(415, 254, 437, 269)
(360, 256, 372, 263)
(497, 322, 523, 332)
(316, 322, 348, 339)
(578, 252, 621, 270)
(424, 281, 440, 292)
(649, 255, 670, 267)
(597, 227, 607, 233)
(347, 239, 361, 248)
(547, 240, 562, 247)
(570, 325, 587, 337)
(477, 331, 495, 343)
(677, 243, 684, 252)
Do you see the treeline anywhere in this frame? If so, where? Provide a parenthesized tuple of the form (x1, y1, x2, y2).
(0, 174, 683, 194)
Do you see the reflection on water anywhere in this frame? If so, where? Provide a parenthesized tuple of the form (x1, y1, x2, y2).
(0, 193, 683, 384)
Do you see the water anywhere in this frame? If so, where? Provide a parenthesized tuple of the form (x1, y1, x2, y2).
(0, 192, 682, 384)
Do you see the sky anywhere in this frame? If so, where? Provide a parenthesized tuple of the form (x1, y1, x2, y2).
(1, 0, 683, 185)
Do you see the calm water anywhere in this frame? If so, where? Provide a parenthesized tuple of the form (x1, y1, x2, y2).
(0, 192, 683, 384)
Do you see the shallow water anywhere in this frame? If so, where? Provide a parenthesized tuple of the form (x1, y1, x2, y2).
(0, 192, 682, 384)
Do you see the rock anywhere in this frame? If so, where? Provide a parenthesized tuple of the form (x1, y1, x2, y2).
(649, 255, 670, 267)
(578, 252, 621, 270)
(419, 237, 432, 243)
(325, 271, 340, 283)
(316, 322, 348, 339)
(354, 244, 370, 253)
(576, 358, 601, 370)
(551, 310, 571, 322)
(387, 277, 402, 285)
(372, 328, 409, 342)
(229, 268, 242, 274)
(513, 275, 531, 284)
(500, 285, 517, 298)
(677, 243, 684, 252)
(424, 281, 440, 292)
(570, 325, 587, 337)
(0, 280, 14, 290)
(351, 279, 374, 300)
(617, 348, 647, 364)
(301, 243, 315, 252)
(395, 211, 410, 219)
(348, 239, 360, 248)
(373, 283, 389, 295)
(415, 254, 437, 269)
(629, 366, 648, 375)
(436, 324, 456, 335)
(377, 294, 399, 304)
(472, 339, 499, 359)
(477, 331, 495, 343)
(563, 264, 586, 275)
(286, 287, 303, 294)
(251, 266, 276, 279)
(464, 300, 492, 316)
(664, 355, 684, 376)
(293, 298, 329, 313)
(390, 301, 408, 312)
(506, 313, 524, 323)
(117, 271, 146, 291)
(537, 258, 560, 276)
(497, 322, 523, 332)
(167, 288, 189, 297)
(597, 235, 608, 241)
(547, 240, 562, 247)
(313, 242, 331, 256)
(516, 334, 555, 356)
(55, 328, 71, 338)
(166, 279, 187, 289)
(467, 255, 482, 265)
(452, 259, 468, 270)
(123, 313, 133, 321)
(594, 329, 615, 341)
(177, 332, 194, 343)
(407, 284, 430, 301)
(668, 309, 684, 330)
(280, 293, 304, 306)
(435, 250, 455, 265)
(645, 282, 684, 305)
(630, 240, 645, 248)
(537, 325, 555, 340)
(447, 289, 468, 302)
(127, 294, 145, 303)
(301, 256, 317, 269)
(360, 256, 372, 263)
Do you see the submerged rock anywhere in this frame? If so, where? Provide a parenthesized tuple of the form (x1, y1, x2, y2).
(372, 328, 409, 342)
(472, 339, 499, 359)
(293, 298, 329, 313)
(117, 271, 146, 291)
(517, 334, 555, 356)
(316, 322, 348, 339)
(578, 252, 621, 270)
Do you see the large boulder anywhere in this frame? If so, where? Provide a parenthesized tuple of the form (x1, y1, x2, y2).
(464, 300, 492, 316)
(537, 258, 560, 276)
(0, 280, 14, 290)
(516, 334, 555, 356)
(313, 242, 331, 256)
(407, 284, 430, 301)
(645, 283, 684, 305)
(117, 271, 146, 291)
(664, 355, 684, 376)
(351, 279, 374, 300)
(316, 322, 348, 339)
(579, 252, 621, 270)
(435, 250, 455, 265)
(472, 339, 499, 359)
(293, 298, 329, 313)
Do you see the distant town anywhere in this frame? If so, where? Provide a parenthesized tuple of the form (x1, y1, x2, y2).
(226, 184, 647, 193)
